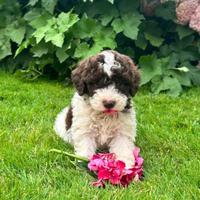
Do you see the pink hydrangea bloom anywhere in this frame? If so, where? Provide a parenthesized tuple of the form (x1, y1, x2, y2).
(189, 5, 200, 33)
(88, 147, 144, 187)
(176, 0, 199, 25)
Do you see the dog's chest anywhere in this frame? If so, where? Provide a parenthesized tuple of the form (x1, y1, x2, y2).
(89, 113, 121, 146)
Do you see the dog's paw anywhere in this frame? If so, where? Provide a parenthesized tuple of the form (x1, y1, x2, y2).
(124, 159, 135, 169)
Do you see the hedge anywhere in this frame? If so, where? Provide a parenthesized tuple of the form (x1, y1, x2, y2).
(0, 0, 200, 96)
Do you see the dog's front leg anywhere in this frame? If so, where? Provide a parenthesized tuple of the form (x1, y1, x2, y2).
(109, 135, 135, 168)
(73, 133, 96, 159)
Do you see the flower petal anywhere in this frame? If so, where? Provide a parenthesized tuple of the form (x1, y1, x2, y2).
(116, 160, 126, 170)
(92, 180, 105, 188)
(88, 158, 104, 171)
(98, 169, 110, 180)
(133, 147, 140, 158)
(136, 157, 144, 166)
(109, 176, 121, 185)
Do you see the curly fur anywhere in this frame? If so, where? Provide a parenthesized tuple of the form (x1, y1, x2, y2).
(54, 50, 140, 168)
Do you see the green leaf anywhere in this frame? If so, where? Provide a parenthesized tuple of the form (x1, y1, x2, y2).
(188, 66, 200, 86)
(74, 41, 103, 59)
(45, 31, 64, 47)
(81, 0, 93, 2)
(0, 39, 11, 60)
(168, 53, 179, 68)
(31, 41, 49, 57)
(15, 39, 31, 57)
(80, 0, 118, 24)
(57, 12, 79, 33)
(111, 18, 123, 34)
(32, 17, 56, 44)
(33, 26, 48, 44)
(29, 12, 52, 29)
(170, 35, 195, 51)
(56, 48, 69, 63)
(160, 56, 176, 72)
(99, 8, 118, 26)
(107, 0, 114, 4)
(198, 40, 200, 54)
(100, 14, 114, 26)
(159, 44, 172, 57)
(155, 1, 176, 21)
(144, 32, 164, 47)
(42, 0, 57, 14)
(135, 32, 147, 50)
(72, 16, 101, 39)
(74, 42, 90, 59)
(143, 21, 164, 47)
(32, 12, 78, 47)
(56, 43, 71, 63)
(24, 8, 42, 21)
(94, 28, 116, 50)
(9, 26, 25, 44)
(117, 0, 140, 14)
(74, 28, 116, 59)
(121, 12, 144, 40)
(169, 70, 191, 87)
(176, 25, 194, 40)
(153, 76, 182, 97)
(139, 55, 162, 85)
(27, 0, 39, 6)
(179, 47, 199, 62)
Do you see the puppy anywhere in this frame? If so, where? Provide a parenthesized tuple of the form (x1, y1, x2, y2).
(54, 50, 140, 168)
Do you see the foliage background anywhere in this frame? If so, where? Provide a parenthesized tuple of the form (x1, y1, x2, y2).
(0, 0, 200, 96)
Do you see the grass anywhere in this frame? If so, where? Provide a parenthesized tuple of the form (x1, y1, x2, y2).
(0, 72, 200, 200)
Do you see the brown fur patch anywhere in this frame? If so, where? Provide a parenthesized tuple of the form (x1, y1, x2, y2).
(112, 51, 140, 96)
(71, 50, 140, 97)
(65, 106, 73, 130)
(71, 54, 106, 96)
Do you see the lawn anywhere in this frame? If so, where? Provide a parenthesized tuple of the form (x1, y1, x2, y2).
(0, 72, 200, 200)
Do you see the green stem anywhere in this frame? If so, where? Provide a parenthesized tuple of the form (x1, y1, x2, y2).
(49, 149, 89, 162)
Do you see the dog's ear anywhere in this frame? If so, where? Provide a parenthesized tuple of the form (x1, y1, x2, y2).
(71, 60, 88, 96)
(71, 55, 103, 96)
(116, 53, 140, 97)
(129, 61, 140, 96)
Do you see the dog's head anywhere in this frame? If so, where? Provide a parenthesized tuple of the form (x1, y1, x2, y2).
(71, 50, 140, 114)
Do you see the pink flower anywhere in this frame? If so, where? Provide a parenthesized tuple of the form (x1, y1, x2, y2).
(88, 147, 144, 188)
(88, 153, 116, 171)
(176, 0, 199, 25)
(88, 158, 104, 171)
(134, 147, 144, 167)
(189, 5, 200, 33)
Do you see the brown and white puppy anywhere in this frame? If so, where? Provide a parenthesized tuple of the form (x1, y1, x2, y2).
(54, 50, 140, 168)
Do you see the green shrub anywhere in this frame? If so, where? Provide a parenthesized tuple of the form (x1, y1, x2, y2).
(0, 0, 200, 96)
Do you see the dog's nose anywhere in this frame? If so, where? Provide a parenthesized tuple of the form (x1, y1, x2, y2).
(103, 100, 116, 109)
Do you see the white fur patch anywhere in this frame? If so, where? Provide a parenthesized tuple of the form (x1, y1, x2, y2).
(89, 84, 127, 112)
(100, 51, 121, 76)
(54, 107, 73, 144)
(54, 92, 137, 167)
